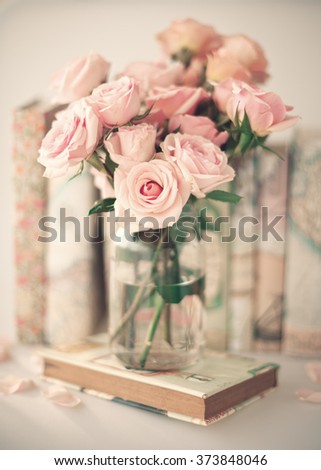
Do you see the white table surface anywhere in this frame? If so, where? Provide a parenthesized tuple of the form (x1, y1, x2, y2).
(0, 345, 320, 450)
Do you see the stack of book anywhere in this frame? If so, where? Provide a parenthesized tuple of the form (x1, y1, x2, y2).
(12, 99, 320, 358)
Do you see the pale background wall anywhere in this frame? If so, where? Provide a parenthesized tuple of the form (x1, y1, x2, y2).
(0, 0, 320, 340)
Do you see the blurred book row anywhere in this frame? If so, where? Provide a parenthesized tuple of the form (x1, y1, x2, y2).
(12, 101, 321, 357)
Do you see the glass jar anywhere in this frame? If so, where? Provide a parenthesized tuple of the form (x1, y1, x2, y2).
(108, 203, 205, 370)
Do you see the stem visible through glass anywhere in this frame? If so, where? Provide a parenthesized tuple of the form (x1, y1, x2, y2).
(139, 295, 166, 368)
(109, 229, 166, 344)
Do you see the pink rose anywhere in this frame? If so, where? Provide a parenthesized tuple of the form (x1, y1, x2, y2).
(206, 49, 252, 83)
(90, 76, 141, 127)
(145, 85, 209, 120)
(50, 53, 110, 104)
(120, 61, 184, 96)
(157, 18, 222, 59)
(215, 80, 299, 136)
(212, 78, 244, 113)
(206, 35, 268, 84)
(114, 156, 191, 230)
(168, 114, 228, 147)
(161, 133, 235, 198)
(222, 34, 269, 83)
(104, 123, 156, 165)
(38, 98, 103, 178)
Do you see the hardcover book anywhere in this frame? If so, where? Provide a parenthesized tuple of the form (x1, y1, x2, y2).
(203, 199, 229, 351)
(39, 335, 279, 426)
(228, 158, 257, 352)
(12, 100, 63, 343)
(43, 168, 105, 345)
(253, 138, 289, 352)
(283, 129, 321, 357)
(13, 100, 105, 345)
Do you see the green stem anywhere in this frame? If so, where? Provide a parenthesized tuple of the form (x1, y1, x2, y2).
(109, 230, 165, 343)
(109, 286, 153, 342)
(164, 304, 172, 345)
(162, 233, 181, 346)
(139, 296, 166, 369)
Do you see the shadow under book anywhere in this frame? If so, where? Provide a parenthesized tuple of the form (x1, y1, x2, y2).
(39, 335, 279, 426)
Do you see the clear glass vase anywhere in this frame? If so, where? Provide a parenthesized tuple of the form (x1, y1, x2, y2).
(108, 204, 205, 370)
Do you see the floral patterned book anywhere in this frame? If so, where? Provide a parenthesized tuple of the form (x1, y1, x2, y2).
(12, 100, 62, 343)
(39, 334, 279, 426)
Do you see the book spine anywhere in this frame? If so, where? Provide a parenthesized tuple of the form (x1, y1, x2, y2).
(253, 142, 289, 351)
(227, 158, 257, 352)
(43, 170, 105, 345)
(12, 105, 51, 343)
(90, 169, 114, 335)
(203, 200, 229, 351)
(283, 130, 321, 357)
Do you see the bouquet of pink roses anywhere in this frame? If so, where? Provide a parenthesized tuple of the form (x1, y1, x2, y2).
(38, 18, 298, 225)
(38, 19, 299, 369)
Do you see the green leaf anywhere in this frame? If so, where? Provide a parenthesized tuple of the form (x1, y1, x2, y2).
(67, 161, 84, 183)
(240, 111, 252, 135)
(206, 189, 242, 204)
(88, 198, 116, 215)
(257, 142, 285, 160)
(155, 274, 205, 304)
(240, 132, 254, 153)
(104, 149, 118, 177)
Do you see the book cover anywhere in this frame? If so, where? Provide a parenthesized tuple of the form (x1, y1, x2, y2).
(12, 100, 62, 343)
(227, 158, 257, 352)
(253, 138, 289, 352)
(38, 335, 279, 425)
(43, 169, 105, 345)
(90, 168, 115, 334)
(283, 129, 321, 357)
(202, 199, 229, 351)
(44, 374, 271, 426)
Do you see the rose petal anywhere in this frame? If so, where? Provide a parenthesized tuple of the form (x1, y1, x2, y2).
(296, 387, 321, 403)
(305, 362, 321, 384)
(29, 354, 45, 375)
(0, 375, 35, 395)
(0, 338, 11, 362)
(296, 387, 315, 399)
(50, 53, 110, 104)
(43, 385, 81, 407)
(267, 115, 300, 133)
